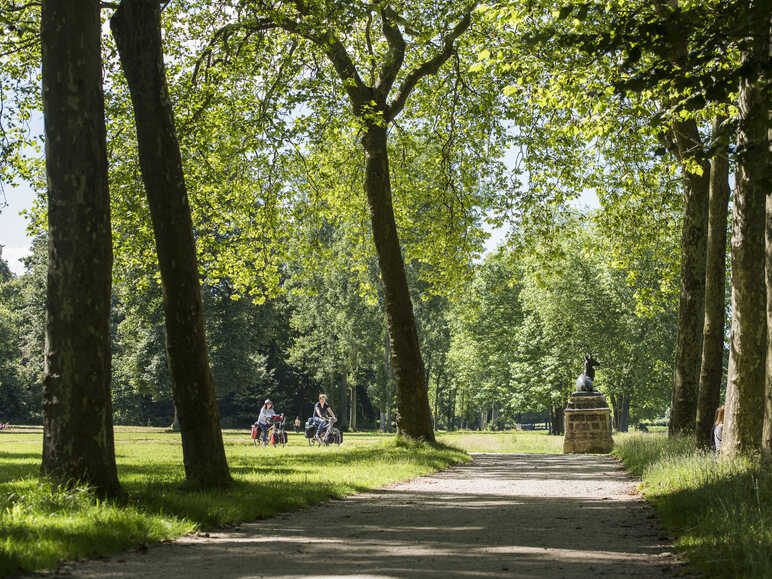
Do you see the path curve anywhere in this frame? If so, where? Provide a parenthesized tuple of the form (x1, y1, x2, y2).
(43, 453, 690, 578)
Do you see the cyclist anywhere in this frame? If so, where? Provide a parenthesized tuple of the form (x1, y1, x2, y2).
(255, 399, 277, 446)
(312, 393, 336, 441)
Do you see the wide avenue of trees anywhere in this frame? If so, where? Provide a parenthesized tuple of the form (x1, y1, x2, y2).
(0, 0, 769, 492)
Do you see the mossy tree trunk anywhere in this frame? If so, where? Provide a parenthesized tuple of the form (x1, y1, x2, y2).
(111, 0, 230, 486)
(40, 0, 122, 499)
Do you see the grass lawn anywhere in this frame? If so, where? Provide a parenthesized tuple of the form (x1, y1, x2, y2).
(0, 426, 467, 576)
(614, 432, 772, 579)
(437, 428, 564, 453)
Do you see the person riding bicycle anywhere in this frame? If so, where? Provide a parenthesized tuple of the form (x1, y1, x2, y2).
(255, 399, 278, 445)
(312, 393, 336, 441)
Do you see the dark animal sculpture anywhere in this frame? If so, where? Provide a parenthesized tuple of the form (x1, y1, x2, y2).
(576, 353, 600, 392)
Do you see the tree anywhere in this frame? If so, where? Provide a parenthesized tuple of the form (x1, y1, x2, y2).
(110, 0, 230, 486)
(695, 118, 730, 449)
(39, 0, 121, 498)
(226, 1, 481, 441)
(0, 236, 47, 422)
(722, 2, 768, 457)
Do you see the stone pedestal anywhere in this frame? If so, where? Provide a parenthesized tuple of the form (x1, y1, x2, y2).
(563, 391, 613, 454)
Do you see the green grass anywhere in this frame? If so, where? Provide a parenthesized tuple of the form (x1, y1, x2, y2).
(436, 428, 564, 453)
(614, 433, 772, 578)
(0, 427, 468, 576)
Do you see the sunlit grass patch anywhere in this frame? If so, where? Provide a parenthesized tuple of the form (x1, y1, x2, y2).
(436, 429, 564, 453)
(614, 433, 772, 578)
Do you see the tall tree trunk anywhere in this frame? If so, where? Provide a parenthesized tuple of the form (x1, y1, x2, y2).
(432, 377, 439, 430)
(724, 3, 769, 457)
(765, 15, 772, 463)
(340, 368, 348, 430)
(40, 0, 122, 499)
(696, 119, 731, 449)
(668, 125, 710, 436)
(170, 404, 180, 432)
(351, 381, 357, 431)
(659, 0, 712, 436)
(111, 0, 230, 487)
(611, 394, 631, 433)
(362, 125, 434, 441)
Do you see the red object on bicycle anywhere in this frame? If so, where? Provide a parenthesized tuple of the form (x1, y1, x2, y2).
(250, 425, 258, 439)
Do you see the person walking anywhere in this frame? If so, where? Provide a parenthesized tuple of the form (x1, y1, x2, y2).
(713, 405, 724, 451)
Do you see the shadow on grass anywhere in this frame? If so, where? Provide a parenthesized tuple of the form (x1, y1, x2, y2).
(647, 468, 772, 579)
(115, 443, 466, 528)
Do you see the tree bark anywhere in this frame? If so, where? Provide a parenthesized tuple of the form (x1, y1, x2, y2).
(339, 368, 348, 430)
(611, 394, 630, 432)
(658, 0, 712, 436)
(764, 14, 772, 463)
(696, 119, 731, 449)
(723, 3, 769, 457)
(668, 121, 710, 436)
(40, 0, 122, 499)
(362, 125, 435, 441)
(111, 0, 230, 487)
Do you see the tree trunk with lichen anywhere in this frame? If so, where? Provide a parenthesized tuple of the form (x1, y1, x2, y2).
(40, 0, 122, 499)
(724, 3, 768, 458)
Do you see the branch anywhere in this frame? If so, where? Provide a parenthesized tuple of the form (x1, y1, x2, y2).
(385, 6, 474, 123)
(374, 5, 405, 100)
(192, 18, 277, 85)
(322, 32, 370, 109)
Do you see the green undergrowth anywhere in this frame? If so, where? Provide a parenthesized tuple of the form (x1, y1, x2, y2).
(614, 433, 772, 578)
(0, 429, 468, 576)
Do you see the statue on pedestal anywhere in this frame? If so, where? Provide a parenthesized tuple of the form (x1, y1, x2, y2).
(575, 353, 600, 393)
(565, 352, 612, 453)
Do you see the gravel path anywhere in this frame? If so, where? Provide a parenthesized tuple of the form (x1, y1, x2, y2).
(44, 453, 690, 578)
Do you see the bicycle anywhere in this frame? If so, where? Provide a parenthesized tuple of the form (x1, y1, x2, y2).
(311, 416, 343, 446)
(266, 414, 287, 447)
(252, 414, 287, 447)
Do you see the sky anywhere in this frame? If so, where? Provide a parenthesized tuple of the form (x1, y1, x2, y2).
(0, 181, 35, 276)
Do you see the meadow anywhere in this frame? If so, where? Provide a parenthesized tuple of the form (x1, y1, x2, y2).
(0, 426, 561, 575)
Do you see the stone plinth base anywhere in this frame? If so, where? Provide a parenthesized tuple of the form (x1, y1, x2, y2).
(563, 391, 612, 454)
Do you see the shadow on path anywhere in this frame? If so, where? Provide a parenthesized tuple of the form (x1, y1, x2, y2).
(46, 453, 690, 578)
